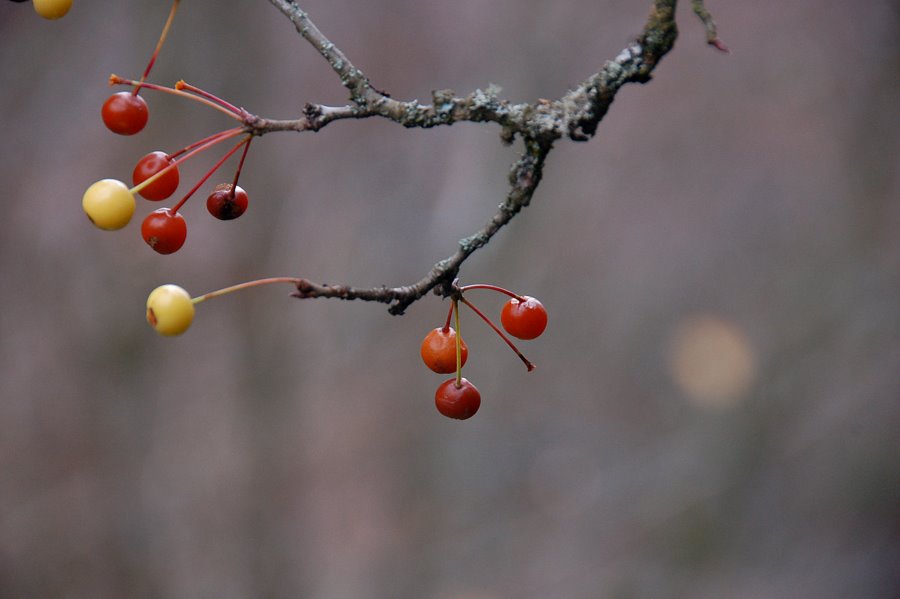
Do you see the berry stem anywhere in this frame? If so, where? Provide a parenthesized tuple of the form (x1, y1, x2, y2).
(459, 283, 525, 301)
(193, 277, 304, 305)
(170, 136, 251, 213)
(109, 75, 244, 121)
(229, 136, 253, 195)
(134, 0, 180, 95)
(176, 81, 244, 117)
(442, 301, 454, 333)
(167, 128, 243, 160)
(460, 296, 535, 372)
(453, 297, 463, 388)
(130, 127, 244, 196)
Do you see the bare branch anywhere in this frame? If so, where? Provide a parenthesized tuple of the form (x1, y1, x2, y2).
(290, 139, 551, 315)
(259, 0, 723, 313)
(691, 0, 730, 52)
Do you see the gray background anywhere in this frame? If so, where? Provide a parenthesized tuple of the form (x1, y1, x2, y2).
(0, 1, 897, 598)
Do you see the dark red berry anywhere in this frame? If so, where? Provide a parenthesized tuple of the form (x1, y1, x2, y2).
(141, 208, 187, 254)
(133, 151, 179, 201)
(435, 378, 481, 420)
(206, 183, 248, 220)
(101, 92, 149, 135)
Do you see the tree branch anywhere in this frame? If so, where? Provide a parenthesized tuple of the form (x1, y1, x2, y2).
(258, 0, 724, 314)
(291, 138, 551, 315)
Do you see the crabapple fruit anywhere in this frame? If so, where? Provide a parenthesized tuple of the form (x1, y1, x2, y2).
(420, 327, 468, 374)
(32, 0, 71, 19)
(141, 208, 187, 254)
(500, 296, 548, 340)
(82, 179, 135, 230)
(133, 151, 179, 201)
(101, 91, 149, 135)
(206, 183, 248, 220)
(146, 284, 194, 336)
(435, 378, 481, 420)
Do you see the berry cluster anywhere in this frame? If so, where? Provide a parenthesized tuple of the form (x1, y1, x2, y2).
(140, 278, 547, 422)
(421, 284, 547, 420)
(81, 0, 255, 254)
(67, 0, 550, 421)
(7, 0, 72, 20)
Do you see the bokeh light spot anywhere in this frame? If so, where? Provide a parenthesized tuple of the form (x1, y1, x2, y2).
(667, 315, 756, 408)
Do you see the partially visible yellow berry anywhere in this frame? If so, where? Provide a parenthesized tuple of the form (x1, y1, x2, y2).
(82, 179, 135, 230)
(32, 0, 72, 19)
(146, 285, 195, 336)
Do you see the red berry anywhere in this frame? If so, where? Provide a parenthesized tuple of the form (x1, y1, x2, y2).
(420, 327, 468, 374)
(133, 151, 179, 201)
(101, 92, 149, 135)
(141, 208, 187, 254)
(206, 183, 248, 220)
(434, 378, 481, 420)
(500, 296, 548, 340)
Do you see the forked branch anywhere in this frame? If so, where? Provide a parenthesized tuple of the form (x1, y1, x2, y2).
(255, 0, 725, 314)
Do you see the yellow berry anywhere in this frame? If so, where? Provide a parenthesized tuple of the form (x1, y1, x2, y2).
(146, 285, 195, 336)
(32, 0, 72, 19)
(82, 179, 135, 231)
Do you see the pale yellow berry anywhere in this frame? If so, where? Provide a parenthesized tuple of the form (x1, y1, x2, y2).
(82, 179, 135, 231)
(146, 285, 195, 336)
(32, 0, 72, 20)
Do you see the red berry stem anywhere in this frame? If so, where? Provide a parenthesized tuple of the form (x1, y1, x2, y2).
(442, 301, 454, 333)
(134, 0, 181, 95)
(192, 277, 304, 305)
(459, 296, 535, 372)
(167, 127, 244, 161)
(171, 136, 251, 213)
(453, 297, 463, 388)
(130, 127, 244, 197)
(229, 136, 253, 193)
(109, 75, 244, 121)
(459, 283, 525, 301)
(176, 81, 245, 118)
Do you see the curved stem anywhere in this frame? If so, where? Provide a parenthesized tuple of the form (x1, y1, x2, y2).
(176, 80, 245, 117)
(193, 277, 303, 305)
(110, 75, 244, 121)
(459, 284, 524, 301)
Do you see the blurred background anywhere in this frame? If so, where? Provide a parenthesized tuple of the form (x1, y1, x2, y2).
(0, 1, 897, 598)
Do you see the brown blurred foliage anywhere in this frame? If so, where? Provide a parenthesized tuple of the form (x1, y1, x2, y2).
(0, 1, 897, 598)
